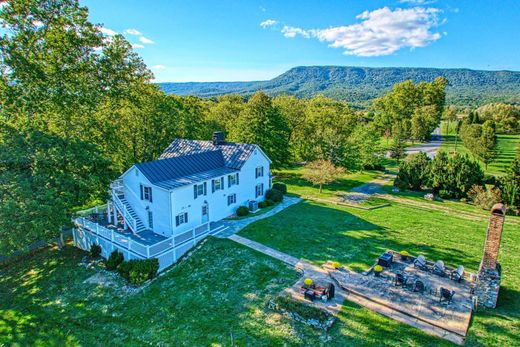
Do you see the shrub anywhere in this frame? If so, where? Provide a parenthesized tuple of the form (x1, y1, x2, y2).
(265, 188, 283, 203)
(258, 201, 268, 208)
(236, 205, 249, 216)
(331, 261, 341, 269)
(89, 244, 101, 258)
(265, 199, 275, 206)
(468, 185, 502, 210)
(117, 259, 159, 285)
(272, 183, 287, 194)
(373, 265, 383, 272)
(105, 250, 124, 270)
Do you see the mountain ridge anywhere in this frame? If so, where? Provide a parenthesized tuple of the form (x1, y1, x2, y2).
(159, 66, 520, 107)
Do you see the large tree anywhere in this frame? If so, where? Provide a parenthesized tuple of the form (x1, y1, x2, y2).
(302, 159, 345, 193)
(230, 91, 290, 168)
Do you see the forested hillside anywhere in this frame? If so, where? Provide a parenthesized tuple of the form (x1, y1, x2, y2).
(160, 66, 520, 107)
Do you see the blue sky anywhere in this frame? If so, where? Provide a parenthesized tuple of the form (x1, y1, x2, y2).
(83, 0, 520, 82)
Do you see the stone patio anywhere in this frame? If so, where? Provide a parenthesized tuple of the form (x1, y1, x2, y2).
(329, 252, 475, 345)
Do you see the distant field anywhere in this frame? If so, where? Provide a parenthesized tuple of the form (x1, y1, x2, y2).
(440, 121, 519, 176)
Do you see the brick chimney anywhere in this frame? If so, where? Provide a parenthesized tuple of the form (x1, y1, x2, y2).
(475, 203, 506, 308)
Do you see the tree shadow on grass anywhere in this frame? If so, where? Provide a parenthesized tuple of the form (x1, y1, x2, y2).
(239, 200, 474, 272)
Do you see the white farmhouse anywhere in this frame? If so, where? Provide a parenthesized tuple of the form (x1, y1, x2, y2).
(73, 132, 271, 270)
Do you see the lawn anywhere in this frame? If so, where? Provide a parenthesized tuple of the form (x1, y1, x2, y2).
(239, 195, 520, 346)
(440, 121, 520, 176)
(273, 166, 380, 200)
(1, 239, 443, 346)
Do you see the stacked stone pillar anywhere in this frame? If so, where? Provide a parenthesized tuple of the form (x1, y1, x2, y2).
(475, 203, 505, 308)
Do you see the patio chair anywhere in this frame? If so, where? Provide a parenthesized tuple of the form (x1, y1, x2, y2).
(395, 273, 408, 287)
(304, 289, 316, 302)
(450, 265, 465, 283)
(413, 280, 425, 293)
(326, 282, 335, 300)
(440, 287, 455, 304)
(413, 255, 428, 271)
(433, 260, 446, 277)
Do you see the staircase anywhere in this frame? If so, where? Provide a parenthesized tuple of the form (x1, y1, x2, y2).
(113, 194, 147, 233)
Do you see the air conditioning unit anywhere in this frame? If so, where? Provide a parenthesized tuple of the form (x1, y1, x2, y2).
(249, 200, 259, 213)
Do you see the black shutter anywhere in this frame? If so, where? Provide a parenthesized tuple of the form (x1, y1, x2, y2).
(175, 215, 180, 226)
(236, 173, 239, 185)
(149, 188, 153, 203)
(212, 180, 215, 193)
(194, 185, 198, 199)
(140, 184, 143, 199)
(203, 182, 207, 195)
(221, 177, 224, 189)
(255, 168, 258, 178)
(184, 212, 188, 223)
(261, 167, 264, 177)
(228, 175, 231, 188)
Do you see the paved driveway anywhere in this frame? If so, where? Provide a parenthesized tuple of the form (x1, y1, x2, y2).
(405, 127, 442, 159)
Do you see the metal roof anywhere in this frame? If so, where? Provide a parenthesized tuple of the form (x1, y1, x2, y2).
(135, 150, 234, 190)
(159, 139, 257, 170)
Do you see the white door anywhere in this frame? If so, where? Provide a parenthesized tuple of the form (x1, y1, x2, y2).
(201, 203, 209, 223)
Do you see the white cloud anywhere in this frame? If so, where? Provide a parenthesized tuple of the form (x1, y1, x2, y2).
(125, 28, 142, 35)
(260, 19, 277, 28)
(152, 65, 166, 70)
(139, 36, 155, 44)
(99, 27, 117, 36)
(132, 43, 145, 49)
(280, 7, 443, 56)
(399, 0, 437, 4)
(281, 25, 311, 38)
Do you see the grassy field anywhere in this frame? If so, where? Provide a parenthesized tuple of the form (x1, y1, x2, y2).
(238, 174, 520, 346)
(440, 121, 519, 176)
(273, 166, 380, 200)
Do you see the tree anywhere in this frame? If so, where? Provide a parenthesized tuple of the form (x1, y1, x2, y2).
(272, 95, 306, 161)
(480, 120, 497, 169)
(302, 160, 345, 193)
(477, 103, 520, 134)
(501, 155, 520, 212)
(443, 105, 458, 135)
(395, 152, 431, 191)
(230, 91, 290, 168)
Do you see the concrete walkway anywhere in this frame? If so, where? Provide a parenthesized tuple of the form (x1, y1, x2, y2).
(229, 234, 347, 315)
(213, 196, 302, 238)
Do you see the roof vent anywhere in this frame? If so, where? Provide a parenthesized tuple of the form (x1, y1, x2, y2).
(212, 131, 225, 145)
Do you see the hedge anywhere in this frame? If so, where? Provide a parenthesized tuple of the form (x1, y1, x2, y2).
(266, 188, 283, 203)
(236, 205, 249, 216)
(105, 250, 124, 270)
(117, 258, 159, 285)
(89, 244, 101, 258)
(272, 183, 287, 194)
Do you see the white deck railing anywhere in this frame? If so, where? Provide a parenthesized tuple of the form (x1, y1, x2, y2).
(112, 193, 138, 233)
(75, 216, 209, 259)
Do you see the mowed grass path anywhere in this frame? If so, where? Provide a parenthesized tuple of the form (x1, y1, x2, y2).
(440, 121, 520, 176)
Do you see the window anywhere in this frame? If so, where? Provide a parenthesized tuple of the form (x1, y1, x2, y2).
(140, 185, 153, 202)
(255, 183, 264, 198)
(228, 173, 239, 187)
(148, 211, 153, 229)
(212, 177, 224, 193)
(193, 182, 207, 199)
(227, 193, 236, 206)
(255, 166, 264, 178)
(175, 212, 188, 226)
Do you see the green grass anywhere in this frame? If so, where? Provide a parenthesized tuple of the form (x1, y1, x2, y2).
(273, 166, 380, 201)
(440, 121, 520, 176)
(239, 193, 520, 346)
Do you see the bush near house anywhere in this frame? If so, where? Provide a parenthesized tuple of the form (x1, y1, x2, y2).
(266, 188, 284, 203)
(272, 183, 287, 194)
(105, 250, 124, 270)
(236, 205, 249, 216)
(265, 199, 275, 206)
(258, 201, 268, 208)
(117, 259, 159, 285)
(89, 244, 101, 258)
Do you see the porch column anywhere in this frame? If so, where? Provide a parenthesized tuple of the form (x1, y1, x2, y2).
(107, 200, 112, 224)
(113, 201, 118, 226)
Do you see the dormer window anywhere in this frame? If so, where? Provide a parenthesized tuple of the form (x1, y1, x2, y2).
(255, 166, 264, 178)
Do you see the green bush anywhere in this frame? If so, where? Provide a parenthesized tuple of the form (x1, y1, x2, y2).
(265, 199, 275, 206)
(117, 259, 159, 285)
(272, 183, 287, 194)
(89, 244, 101, 258)
(258, 201, 268, 208)
(105, 250, 124, 270)
(266, 188, 283, 203)
(236, 205, 249, 216)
